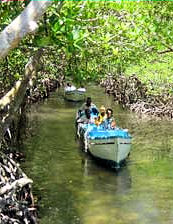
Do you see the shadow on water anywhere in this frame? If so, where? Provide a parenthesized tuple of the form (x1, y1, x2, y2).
(23, 85, 173, 224)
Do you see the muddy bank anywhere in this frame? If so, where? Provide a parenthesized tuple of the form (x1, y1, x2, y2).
(101, 75, 173, 119)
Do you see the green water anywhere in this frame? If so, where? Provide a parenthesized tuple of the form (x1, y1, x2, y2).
(23, 85, 173, 224)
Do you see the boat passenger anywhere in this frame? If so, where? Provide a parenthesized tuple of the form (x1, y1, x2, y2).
(70, 85, 76, 91)
(95, 105, 107, 126)
(65, 83, 76, 91)
(76, 109, 95, 140)
(102, 108, 116, 129)
(77, 85, 86, 92)
(80, 97, 99, 115)
(65, 83, 71, 91)
(77, 109, 93, 124)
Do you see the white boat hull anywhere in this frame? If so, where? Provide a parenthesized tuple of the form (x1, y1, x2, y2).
(88, 137, 131, 168)
(76, 119, 132, 169)
(65, 90, 85, 102)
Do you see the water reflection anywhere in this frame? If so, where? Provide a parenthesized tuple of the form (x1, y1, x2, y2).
(81, 155, 132, 195)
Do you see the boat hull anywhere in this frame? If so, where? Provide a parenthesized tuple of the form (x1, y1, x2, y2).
(77, 124, 132, 169)
(88, 137, 131, 168)
(65, 90, 85, 102)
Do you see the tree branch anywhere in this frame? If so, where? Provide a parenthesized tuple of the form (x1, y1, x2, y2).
(158, 48, 173, 54)
(0, 0, 53, 59)
(0, 49, 43, 142)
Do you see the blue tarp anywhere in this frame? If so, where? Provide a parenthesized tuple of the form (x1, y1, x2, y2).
(80, 123, 132, 140)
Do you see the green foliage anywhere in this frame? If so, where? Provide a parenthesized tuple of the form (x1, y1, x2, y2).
(1, 1, 173, 94)
(126, 53, 173, 95)
(0, 2, 25, 31)
(41, 1, 173, 83)
(0, 49, 28, 95)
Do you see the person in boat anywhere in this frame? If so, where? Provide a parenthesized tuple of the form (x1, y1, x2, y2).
(76, 108, 95, 139)
(77, 85, 86, 92)
(80, 97, 99, 116)
(65, 83, 76, 92)
(102, 108, 116, 129)
(95, 105, 107, 126)
(77, 108, 94, 124)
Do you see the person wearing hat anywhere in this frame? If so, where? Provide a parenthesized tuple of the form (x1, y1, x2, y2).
(95, 105, 107, 126)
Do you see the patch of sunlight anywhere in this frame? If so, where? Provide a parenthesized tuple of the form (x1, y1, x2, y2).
(82, 206, 139, 224)
(125, 212, 139, 222)
(83, 214, 109, 224)
(77, 190, 93, 199)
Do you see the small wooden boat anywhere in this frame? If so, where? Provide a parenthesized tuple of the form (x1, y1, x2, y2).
(77, 123, 132, 169)
(64, 89, 86, 102)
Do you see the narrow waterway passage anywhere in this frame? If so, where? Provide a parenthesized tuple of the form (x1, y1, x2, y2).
(23, 85, 173, 224)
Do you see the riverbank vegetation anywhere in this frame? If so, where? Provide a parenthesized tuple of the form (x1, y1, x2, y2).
(1, 2, 173, 93)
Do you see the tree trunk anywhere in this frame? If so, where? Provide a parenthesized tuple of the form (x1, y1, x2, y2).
(0, 49, 43, 144)
(0, 0, 53, 59)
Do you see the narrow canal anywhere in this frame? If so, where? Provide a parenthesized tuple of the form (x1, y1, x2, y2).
(23, 85, 173, 224)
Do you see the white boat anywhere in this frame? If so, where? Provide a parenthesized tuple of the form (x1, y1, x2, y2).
(77, 123, 132, 169)
(64, 89, 86, 102)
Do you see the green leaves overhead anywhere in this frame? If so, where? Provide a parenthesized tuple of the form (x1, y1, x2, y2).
(1, 1, 173, 88)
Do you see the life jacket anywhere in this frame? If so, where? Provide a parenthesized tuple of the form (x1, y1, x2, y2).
(95, 113, 107, 125)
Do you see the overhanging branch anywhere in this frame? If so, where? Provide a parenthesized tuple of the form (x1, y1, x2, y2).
(0, 0, 53, 59)
(158, 48, 173, 54)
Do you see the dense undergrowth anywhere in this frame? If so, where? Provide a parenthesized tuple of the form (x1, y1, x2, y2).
(126, 53, 173, 96)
